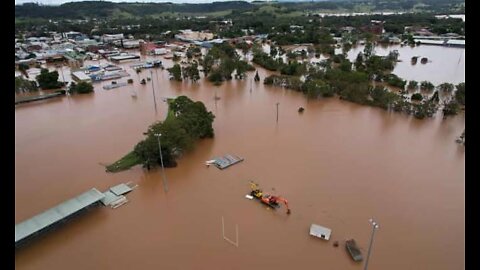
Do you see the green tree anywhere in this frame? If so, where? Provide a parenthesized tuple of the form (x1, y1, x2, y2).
(442, 99, 460, 116)
(420, 81, 435, 91)
(36, 68, 62, 89)
(131, 96, 214, 170)
(71, 81, 94, 94)
(280, 61, 305, 76)
(270, 46, 278, 57)
(15, 77, 38, 93)
(363, 42, 374, 59)
(182, 62, 200, 82)
(455, 82, 465, 105)
(385, 74, 406, 89)
(369, 86, 399, 109)
(234, 60, 254, 79)
(167, 64, 182, 81)
(254, 71, 260, 82)
(407, 80, 418, 90)
(200, 54, 214, 76)
(354, 52, 365, 71)
(437, 82, 454, 92)
(411, 93, 423, 101)
(430, 90, 439, 103)
(301, 79, 333, 98)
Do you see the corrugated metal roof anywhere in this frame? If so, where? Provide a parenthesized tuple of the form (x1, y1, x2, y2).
(415, 39, 445, 45)
(446, 39, 465, 45)
(72, 71, 91, 81)
(15, 188, 104, 243)
(309, 224, 332, 240)
(110, 183, 132, 196)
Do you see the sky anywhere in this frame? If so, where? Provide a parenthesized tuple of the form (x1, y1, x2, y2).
(15, 0, 262, 5)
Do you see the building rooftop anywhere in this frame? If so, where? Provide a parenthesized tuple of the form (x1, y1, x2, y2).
(15, 188, 105, 244)
(309, 224, 332, 240)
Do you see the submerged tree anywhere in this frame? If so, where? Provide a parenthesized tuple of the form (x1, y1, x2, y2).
(442, 99, 460, 117)
(15, 77, 38, 93)
(36, 69, 63, 89)
(70, 81, 94, 94)
(254, 70, 260, 82)
(407, 80, 418, 90)
(134, 96, 215, 169)
(420, 81, 435, 91)
(455, 82, 465, 105)
(167, 64, 182, 81)
(182, 62, 200, 82)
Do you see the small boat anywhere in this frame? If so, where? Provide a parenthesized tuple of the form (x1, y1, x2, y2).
(346, 239, 363, 262)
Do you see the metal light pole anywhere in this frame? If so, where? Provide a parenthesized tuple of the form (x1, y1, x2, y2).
(364, 218, 380, 270)
(154, 133, 169, 193)
(151, 70, 158, 114)
(276, 102, 280, 123)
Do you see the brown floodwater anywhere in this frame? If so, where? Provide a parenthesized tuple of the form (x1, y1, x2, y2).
(15, 49, 464, 269)
(343, 44, 465, 85)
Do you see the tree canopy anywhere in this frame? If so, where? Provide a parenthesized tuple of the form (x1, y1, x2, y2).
(108, 96, 215, 172)
(36, 69, 63, 90)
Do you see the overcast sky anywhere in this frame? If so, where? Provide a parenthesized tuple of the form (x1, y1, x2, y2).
(15, 0, 259, 5)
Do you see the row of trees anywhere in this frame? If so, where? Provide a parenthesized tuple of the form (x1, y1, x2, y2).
(167, 43, 256, 85)
(202, 43, 255, 84)
(263, 45, 465, 119)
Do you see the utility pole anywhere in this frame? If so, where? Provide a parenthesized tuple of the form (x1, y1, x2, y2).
(276, 102, 279, 123)
(150, 70, 158, 114)
(154, 133, 169, 193)
(364, 218, 380, 270)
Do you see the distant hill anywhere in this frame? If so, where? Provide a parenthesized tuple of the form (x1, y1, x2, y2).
(15, 1, 255, 19)
(15, 0, 464, 19)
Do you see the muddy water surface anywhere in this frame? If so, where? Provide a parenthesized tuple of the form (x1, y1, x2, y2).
(15, 53, 464, 270)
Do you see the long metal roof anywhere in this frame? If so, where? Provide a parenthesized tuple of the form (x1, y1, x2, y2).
(15, 188, 105, 244)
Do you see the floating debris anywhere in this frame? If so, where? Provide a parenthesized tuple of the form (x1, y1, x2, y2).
(346, 239, 363, 262)
(411, 56, 418, 65)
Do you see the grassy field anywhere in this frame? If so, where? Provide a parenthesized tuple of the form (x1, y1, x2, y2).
(106, 151, 141, 173)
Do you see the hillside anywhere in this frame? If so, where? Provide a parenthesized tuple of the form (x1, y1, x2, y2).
(15, 0, 464, 19)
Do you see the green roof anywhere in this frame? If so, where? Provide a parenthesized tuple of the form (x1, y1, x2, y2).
(15, 188, 105, 244)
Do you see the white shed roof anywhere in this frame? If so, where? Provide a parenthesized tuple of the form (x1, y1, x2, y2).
(309, 224, 332, 240)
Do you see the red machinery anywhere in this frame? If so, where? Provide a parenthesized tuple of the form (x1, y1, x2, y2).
(250, 182, 291, 214)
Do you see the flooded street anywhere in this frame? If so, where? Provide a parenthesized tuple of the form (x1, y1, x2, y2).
(15, 49, 464, 269)
(343, 44, 465, 85)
